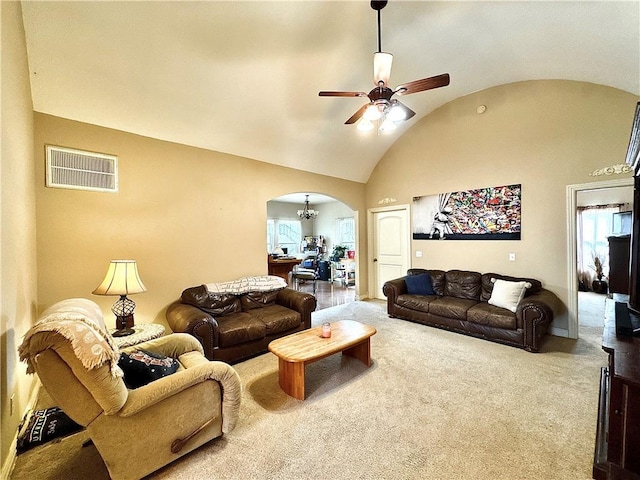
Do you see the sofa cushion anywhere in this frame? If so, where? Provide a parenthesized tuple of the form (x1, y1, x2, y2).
(181, 285, 241, 316)
(396, 294, 439, 312)
(467, 303, 517, 329)
(480, 273, 542, 302)
(249, 304, 301, 334)
(241, 290, 279, 311)
(488, 279, 532, 313)
(216, 312, 266, 347)
(444, 270, 482, 300)
(405, 273, 435, 295)
(429, 296, 478, 320)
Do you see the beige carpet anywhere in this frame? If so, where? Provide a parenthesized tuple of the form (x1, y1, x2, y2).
(11, 300, 606, 480)
(578, 291, 608, 328)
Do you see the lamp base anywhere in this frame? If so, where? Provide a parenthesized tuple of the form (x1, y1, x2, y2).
(112, 328, 135, 337)
(115, 314, 134, 330)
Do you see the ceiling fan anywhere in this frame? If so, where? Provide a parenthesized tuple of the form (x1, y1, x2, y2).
(319, 0, 450, 133)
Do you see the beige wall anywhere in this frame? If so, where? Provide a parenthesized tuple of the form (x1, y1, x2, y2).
(33, 114, 366, 326)
(366, 80, 639, 333)
(1, 1, 38, 471)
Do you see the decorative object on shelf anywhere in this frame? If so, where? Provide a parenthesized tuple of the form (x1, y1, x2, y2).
(297, 194, 319, 220)
(377, 197, 397, 205)
(93, 260, 147, 337)
(318, 1, 449, 134)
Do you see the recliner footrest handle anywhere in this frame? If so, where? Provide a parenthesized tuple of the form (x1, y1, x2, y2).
(171, 417, 216, 454)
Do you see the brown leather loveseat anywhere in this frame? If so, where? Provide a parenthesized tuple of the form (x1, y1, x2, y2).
(166, 277, 316, 364)
(383, 269, 563, 352)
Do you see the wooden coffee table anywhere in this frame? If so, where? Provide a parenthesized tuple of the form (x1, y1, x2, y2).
(268, 320, 376, 400)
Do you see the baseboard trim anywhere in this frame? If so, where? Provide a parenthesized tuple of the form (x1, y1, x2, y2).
(1, 381, 41, 480)
(550, 327, 569, 338)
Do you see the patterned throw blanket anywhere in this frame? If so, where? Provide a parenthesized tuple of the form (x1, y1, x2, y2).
(18, 298, 122, 378)
(205, 275, 287, 294)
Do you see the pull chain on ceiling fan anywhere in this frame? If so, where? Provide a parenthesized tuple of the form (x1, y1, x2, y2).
(319, 1, 450, 134)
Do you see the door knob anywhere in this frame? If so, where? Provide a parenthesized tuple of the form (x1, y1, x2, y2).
(373, 258, 378, 262)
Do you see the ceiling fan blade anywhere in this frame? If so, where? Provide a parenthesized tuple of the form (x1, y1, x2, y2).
(319, 91, 368, 97)
(395, 73, 450, 96)
(345, 103, 370, 124)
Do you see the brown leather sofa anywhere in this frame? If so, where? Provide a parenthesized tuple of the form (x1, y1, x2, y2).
(166, 284, 316, 363)
(383, 269, 563, 352)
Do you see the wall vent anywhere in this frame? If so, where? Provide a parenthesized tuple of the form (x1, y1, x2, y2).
(46, 145, 118, 193)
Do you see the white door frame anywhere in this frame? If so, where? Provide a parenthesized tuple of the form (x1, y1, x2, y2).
(566, 177, 633, 338)
(367, 203, 411, 300)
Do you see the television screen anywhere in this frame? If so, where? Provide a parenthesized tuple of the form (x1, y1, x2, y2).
(612, 211, 632, 235)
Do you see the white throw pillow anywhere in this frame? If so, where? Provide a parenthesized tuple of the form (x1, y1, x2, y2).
(488, 279, 532, 313)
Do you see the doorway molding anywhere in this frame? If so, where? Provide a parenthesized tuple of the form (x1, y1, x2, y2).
(566, 177, 634, 338)
(367, 203, 411, 300)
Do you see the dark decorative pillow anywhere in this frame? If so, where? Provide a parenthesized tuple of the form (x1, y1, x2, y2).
(405, 273, 435, 295)
(118, 349, 179, 389)
(17, 406, 83, 454)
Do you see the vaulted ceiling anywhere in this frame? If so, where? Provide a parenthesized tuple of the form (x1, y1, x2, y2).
(21, 1, 640, 183)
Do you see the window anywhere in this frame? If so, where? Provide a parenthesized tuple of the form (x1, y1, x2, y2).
(577, 205, 620, 285)
(267, 219, 302, 254)
(335, 217, 355, 251)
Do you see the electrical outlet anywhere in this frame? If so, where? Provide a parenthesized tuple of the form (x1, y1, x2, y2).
(10, 394, 15, 416)
(509, 253, 516, 261)
(416, 250, 423, 258)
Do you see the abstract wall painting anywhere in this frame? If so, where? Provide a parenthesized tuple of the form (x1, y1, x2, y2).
(412, 184, 521, 240)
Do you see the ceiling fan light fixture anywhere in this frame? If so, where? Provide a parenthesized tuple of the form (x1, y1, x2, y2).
(363, 103, 383, 121)
(357, 118, 375, 131)
(373, 52, 393, 86)
(387, 103, 407, 122)
(379, 117, 398, 133)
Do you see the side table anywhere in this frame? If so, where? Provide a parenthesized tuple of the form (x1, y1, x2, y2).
(111, 323, 166, 348)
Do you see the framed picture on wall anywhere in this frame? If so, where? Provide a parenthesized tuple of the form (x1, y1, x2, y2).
(413, 184, 521, 240)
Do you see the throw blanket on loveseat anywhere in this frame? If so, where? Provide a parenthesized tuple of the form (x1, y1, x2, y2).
(206, 275, 287, 294)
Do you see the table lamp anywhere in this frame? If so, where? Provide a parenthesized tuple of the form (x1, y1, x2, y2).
(93, 260, 147, 337)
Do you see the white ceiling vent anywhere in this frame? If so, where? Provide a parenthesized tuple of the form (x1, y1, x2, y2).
(46, 145, 118, 193)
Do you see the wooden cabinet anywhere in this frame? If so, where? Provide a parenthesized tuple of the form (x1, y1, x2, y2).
(609, 235, 631, 295)
(594, 299, 640, 480)
(268, 256, 300, 284)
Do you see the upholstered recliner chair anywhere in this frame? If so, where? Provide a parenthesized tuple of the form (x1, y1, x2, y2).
(19, 298, 241, 480)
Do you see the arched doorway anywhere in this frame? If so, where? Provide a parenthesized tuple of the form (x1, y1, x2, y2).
(267, 193, 356, 310)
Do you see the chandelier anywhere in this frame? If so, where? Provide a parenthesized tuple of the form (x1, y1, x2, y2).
(297, 195, 319, 220)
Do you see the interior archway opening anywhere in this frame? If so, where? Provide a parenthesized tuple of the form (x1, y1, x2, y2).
(267, 193, 356, 310)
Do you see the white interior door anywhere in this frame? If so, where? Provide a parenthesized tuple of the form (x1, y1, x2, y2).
(371, 207, 410, 299)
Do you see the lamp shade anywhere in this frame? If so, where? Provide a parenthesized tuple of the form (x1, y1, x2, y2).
(92, 260, 147, 296)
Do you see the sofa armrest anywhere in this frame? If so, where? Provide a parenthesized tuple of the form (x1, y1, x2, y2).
(276, 288, 316, 329)
(516, 288, 563, 352)
(119, 361, 242, 433)
(121, 333, 205, 358)
(166, 302, 219, 360)
(382, 277, 408, 316)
